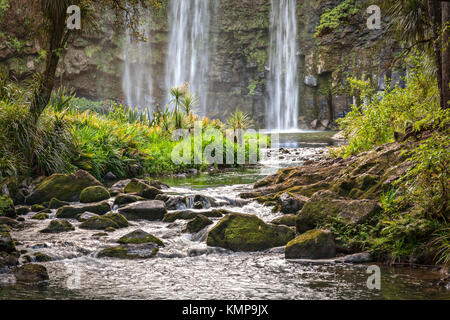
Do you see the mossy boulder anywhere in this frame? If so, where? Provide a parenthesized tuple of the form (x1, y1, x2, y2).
(117, 229, 165, 246)
(0, 195, 16, 218)
(80, 186, 110, 203)
(34, 252, 52, 262)
(56, 201, 111, 218)
(206, 213, 295, 252)
(49, 198, 69, 209)
(0, 224, 16, 253)
(15, 206, 31, 215)
(271, 214, 296, 227)
(123, 179, 149, 194)
(285, 229, 336, 260)
(296, 190, 381, 234)
(79, 212, 128, 230)
(26, 170, 103, 204)
(32, 212, 49, 220)
(139, 186, 164, 200)
(183, 215, 213, 233)
(113, 194, 145, 207)
(40, 220, 75, 233)
(163, 209, 223, 223)
(98, 245, 159, 259)
(0, 217, 20, 228)
(118, 200, 167, 221)
(76, 212, 99, 222)
(31, 204, 46, 212)
(14, 264, 49, 283)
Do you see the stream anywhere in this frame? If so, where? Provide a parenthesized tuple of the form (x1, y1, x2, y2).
(1, 132, 449, 300)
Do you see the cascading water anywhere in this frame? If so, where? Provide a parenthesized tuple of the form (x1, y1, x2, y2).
(266, 0, 299, 131)
(165, 0, 216, 115)
(122, 26, 154, 108)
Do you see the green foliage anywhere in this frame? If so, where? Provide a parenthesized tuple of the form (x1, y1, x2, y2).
(315, 0, 359, 38)
(226, 109, 254, 131)
(333, 69, 440, 158)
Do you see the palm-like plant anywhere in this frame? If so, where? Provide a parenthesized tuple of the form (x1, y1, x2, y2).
(226, 109, 254, 131)
(181, 92, 198, 114)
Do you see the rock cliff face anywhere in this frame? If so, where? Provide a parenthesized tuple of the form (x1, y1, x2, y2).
(0, 0, 399, 127)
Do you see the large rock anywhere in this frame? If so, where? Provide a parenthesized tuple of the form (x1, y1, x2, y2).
(296, 190, 381, 234)
(206, 213, 295, 252)
(285, 229, 336, 260)
(79, 186, 110, 203)
(0, 195, 16, 218)
(117, 229, 164, 246)
(123, 178, 168, 193)
(118, 201, 167, 221)
(14, 264, 49, 283)
(56, 201, 111, 218)
(113, 194, 144, 207)
(0, 224, 15, 253)
(162, 209, 223, 223)
(183, 215, 213, 233)
(79, 212, 128, 230)
(40, 220, 75, 233)
(26, 170, 102, 204)
(271, 214, 297, 227)
(98, 244, 159, 260)
(277, 193, 309, 214)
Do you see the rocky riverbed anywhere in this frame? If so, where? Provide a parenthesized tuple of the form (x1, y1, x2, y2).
(0, 132, 449, 299)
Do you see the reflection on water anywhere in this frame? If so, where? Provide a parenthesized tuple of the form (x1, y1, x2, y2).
(1, 131, 448, 300)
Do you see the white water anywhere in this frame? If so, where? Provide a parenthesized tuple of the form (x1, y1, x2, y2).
(165, 0, 216, 115)
(122, 24, 155, 109)
(266, 0, 299, 130)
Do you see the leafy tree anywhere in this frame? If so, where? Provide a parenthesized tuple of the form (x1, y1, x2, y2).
(380, 0, 450, 109)
(30, 0, 164, 121)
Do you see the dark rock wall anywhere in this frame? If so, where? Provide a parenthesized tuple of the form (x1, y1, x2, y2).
(0, 0, 399, 128)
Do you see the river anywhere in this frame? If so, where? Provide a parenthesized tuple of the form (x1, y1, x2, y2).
(1, 132, 449, 300)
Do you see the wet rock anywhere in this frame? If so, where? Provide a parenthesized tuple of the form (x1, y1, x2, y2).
(34, 252, 52, 262)
(31, 212, 49, 220)
(31, 204, 46, 212)
(139, 186, 164, 200)
(79, 212, 128, 230)
(0, 225, 16, 253)
(56, 201, 111, 218)
(117, 229, 164, 246)
(123, 178, 168, 193)
(15, 206, 31, 215)
(193, 201, 204, 209)
(14, 264, 49, 283)
(285, 229, 336, 260)
(207, 213, 295, 252)
(0, 195, 16, 218)
(26, 170, 103, 204)
(278, 193, 309, 214)
(271, 214, 296, 227)
(49, 198, 69, 210)
(162, 209, 223, 223)
(113, 194, 144, 207)
(98, 244, 159, 260)
(118, 201, 167, 221)
(334, 252, 372, 263)
(0, 252, 19, 268)
(295, 190, 381, 233)
(40, 220, 75, 233)
(0, 217, 20, 228)
(183, 215, 213, 234)
(79, 186, 110, 203)
(76, 212, 99, 222)
(103, 172, 117, 181)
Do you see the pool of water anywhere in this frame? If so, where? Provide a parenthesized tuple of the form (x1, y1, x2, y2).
(1, 131, 449, 300)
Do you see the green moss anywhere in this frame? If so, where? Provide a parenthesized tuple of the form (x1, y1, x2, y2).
(118, 230, 164, 246)
(31, 212, 49, 220)
(183, 215, 213, 234)
(0, 195, 15, 218)
(315, 0, 360, 38)
(80, 186, 110, 203)
(207, 213, 295, 252)
(79, 212, 128, 230)
(98, 245, 159, 260)
(40, 220, 75, 233)
(31, 204, 46, 212)
(49, 198, 69, 209)
(34, 252, 52, 262)
(124, 179, 148, 194)
(285, 229, 336, 259)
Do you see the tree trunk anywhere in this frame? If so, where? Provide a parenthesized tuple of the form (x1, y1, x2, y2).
(30, 13, 67, 121)
(428, 0, 445, 109)
(442, 1, 450, 109)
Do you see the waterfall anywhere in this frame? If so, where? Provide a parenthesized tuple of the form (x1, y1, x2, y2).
(165, 0, 216, 115)
(122, 27, 154, 108)
(266, 0, 299, 130)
